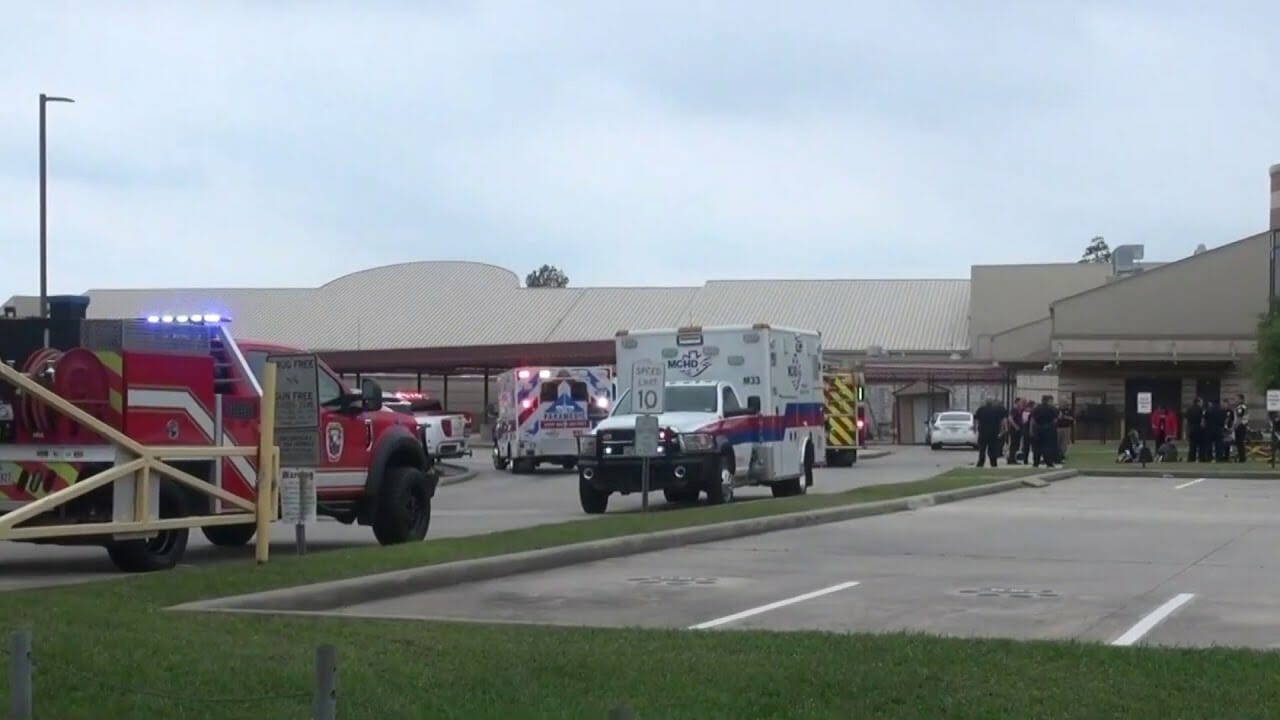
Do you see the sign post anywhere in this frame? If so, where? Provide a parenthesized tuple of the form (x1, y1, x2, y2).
(631, 360, 665, 513)
(1136, 392, 1152, 468)
(1268, 390, 1280, 468)
(268, 353, 321, 554)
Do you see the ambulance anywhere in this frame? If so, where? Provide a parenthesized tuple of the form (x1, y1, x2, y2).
(575, 324, 823, 513)
(491, 366, 614, 473)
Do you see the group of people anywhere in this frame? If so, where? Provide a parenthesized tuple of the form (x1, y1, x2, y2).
(1181, 395, 1250, 463)
(971, 394, 1073, 469)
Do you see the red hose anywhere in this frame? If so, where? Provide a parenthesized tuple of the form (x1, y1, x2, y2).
(19, 348, 61, 437)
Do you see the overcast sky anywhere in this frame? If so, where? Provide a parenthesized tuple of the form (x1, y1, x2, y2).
(1, 0, 1277, 294)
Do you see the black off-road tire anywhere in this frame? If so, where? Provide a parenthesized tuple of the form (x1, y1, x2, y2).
(772, 445, 813, 498)
(105, 482, 190, 572)
(579, 475, 609, 514)
(705, 452, 735, 505)
(371, 465, 433, 545)
(201, 523, 256, 547)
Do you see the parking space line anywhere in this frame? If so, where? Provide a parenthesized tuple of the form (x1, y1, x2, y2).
(688, 581, 860, 630)
(1174, 478, 1206, 489)
(1111, 593, 1196, 646)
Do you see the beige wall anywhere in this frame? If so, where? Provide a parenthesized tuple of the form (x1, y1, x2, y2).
(985, 317, 1052, 361)
(1052, 233, 1269, 340)
(969, 263, 1112, 349)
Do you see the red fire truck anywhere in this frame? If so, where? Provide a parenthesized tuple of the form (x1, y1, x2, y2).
(0, 297, 438, 572)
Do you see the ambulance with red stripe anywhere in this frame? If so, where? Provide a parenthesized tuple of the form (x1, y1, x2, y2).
(575, 324, 823, 513)
(491, 366, 614, 473)
(0, 299, 437, 572)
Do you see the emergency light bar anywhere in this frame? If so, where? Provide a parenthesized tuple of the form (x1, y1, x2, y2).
(144, 313, 229, 324)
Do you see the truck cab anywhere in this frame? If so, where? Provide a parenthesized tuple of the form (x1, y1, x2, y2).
(0, 303, 437, 573)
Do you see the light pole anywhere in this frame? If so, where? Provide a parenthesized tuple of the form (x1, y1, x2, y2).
(39, 92, 74, 347)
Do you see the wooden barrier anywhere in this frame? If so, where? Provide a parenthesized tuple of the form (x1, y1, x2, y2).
(0, 359, 278, 557)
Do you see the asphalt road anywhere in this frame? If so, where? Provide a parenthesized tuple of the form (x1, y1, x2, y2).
(0, 445, 970, 592)
(334, 474, 1280, 650)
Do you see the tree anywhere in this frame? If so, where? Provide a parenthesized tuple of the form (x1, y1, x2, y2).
(526, 265, 569, 288)
(1252, 300, 1280, 396)
(1079, 236, 1111, 264)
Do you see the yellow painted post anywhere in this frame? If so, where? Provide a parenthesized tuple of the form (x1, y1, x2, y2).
(255, 360, 278, 564)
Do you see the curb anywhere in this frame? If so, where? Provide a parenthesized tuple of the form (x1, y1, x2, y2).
(859, 449, 891, 460)
(173, 468, 1077, 614)
(437, 463, 477, 487)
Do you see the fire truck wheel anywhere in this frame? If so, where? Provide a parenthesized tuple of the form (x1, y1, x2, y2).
(105, 483, 189, 572)
(371, 465, 433, 545)
(705, 453, 735, 505)
(578, 476, 609, 514)
(201, 523, 256, 547)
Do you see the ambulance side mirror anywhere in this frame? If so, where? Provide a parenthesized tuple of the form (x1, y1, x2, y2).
(747, 396, 761, 414)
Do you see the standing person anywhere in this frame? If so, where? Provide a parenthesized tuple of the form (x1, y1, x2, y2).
(1203, 399, 1225, 462)
(1019, 400, 1037, 463)
(1233, 394, 1250, 462)
(1185, 398, 1204, 463)
(1006, 398, 1024, 465)
(1219, 398, 1236, 462)
(1056, 402, 1075, 463)
(1030, 395, 1059, 468)
(973, 397, 1005, 468)
(1151, 406, 1168, 448)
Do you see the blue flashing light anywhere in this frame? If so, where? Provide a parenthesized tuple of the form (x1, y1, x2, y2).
(143, 313, 231, 324)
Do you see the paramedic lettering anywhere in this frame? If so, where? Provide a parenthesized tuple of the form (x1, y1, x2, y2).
(668, 349, 713, 378)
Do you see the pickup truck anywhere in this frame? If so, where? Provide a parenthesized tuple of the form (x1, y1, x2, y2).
(385, 393, 470, 460)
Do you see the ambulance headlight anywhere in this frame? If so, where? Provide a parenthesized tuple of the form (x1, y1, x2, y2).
(577, 435, 597, 456)
(595, 397, 609, 409)
(680, 433, 716, 453)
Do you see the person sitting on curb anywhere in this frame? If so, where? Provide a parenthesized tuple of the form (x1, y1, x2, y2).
(1156, 438, 1180, 463)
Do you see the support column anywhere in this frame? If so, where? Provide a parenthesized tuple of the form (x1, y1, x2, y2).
(416, 372, 422, 393)
(443, 374, 450, 408)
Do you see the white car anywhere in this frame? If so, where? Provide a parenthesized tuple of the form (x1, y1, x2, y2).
(927, 411, 977, 449)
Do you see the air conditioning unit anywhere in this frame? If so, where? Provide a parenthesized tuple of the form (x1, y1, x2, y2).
(1111, 244, 1145, 276)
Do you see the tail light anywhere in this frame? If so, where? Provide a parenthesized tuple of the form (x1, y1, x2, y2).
(521, 398, 532, 409)
(856, 419, 865, 429)
(442, 419, 453, 436)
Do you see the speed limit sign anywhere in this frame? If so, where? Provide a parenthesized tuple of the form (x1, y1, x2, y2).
(631, 359, 666, 414)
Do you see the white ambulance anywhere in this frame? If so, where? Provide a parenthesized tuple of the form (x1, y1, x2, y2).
(575, 324, 824, 513)
(492, 366, 614, 473)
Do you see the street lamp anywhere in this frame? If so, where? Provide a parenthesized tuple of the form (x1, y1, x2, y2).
(38, 93, 75, 347)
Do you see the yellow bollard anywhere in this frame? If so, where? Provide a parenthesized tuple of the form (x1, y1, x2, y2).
(255, 360, 278, 564)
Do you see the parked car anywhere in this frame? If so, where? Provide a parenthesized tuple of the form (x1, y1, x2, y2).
(926, 411, 977, 449)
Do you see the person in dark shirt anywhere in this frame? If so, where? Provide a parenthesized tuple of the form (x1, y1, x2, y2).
(1030, 394, 1060, 468)
(1184, 398, 1204, 463)
(1234, 394, 1250, 462)
(1202, 399, 1224, 463)
(1006, 398, 1024, 464)
(973, 398, 1006, 468)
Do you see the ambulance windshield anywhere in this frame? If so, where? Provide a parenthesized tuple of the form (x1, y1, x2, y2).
(612, 385, 718, 415)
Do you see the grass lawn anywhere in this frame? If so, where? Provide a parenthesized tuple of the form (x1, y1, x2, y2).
(22, 465, 1278, 720)
(1061, 442, 1280, 474)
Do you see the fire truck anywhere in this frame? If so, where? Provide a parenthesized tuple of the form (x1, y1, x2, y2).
(0, 297, 437, 572)
(822, 360, 866, 466)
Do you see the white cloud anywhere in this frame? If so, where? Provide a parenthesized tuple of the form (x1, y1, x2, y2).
(2, 0, 1278, 297)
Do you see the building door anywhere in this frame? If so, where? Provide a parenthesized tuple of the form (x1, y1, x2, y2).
(1195, 378, 1221, 405)
(1124, 377, 1182, 439)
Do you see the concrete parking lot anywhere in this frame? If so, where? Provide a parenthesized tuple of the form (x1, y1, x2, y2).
(1, 445, 967, 592)
(331, 474, 1280, 650)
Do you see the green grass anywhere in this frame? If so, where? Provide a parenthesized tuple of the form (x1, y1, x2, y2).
(5, 465, 1214, 720)
(1062, 442, 1280, 474)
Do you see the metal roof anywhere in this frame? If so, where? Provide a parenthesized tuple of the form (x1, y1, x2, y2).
(3, 262, 972, 355)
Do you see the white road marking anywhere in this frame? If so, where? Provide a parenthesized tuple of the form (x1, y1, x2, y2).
(1111, 593, 1196, 646)
(1174, 478, 1206, 489)
(688, 581, 860, 630)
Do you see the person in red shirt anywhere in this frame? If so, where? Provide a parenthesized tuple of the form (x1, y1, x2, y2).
(1151, 406, 1168, 447)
